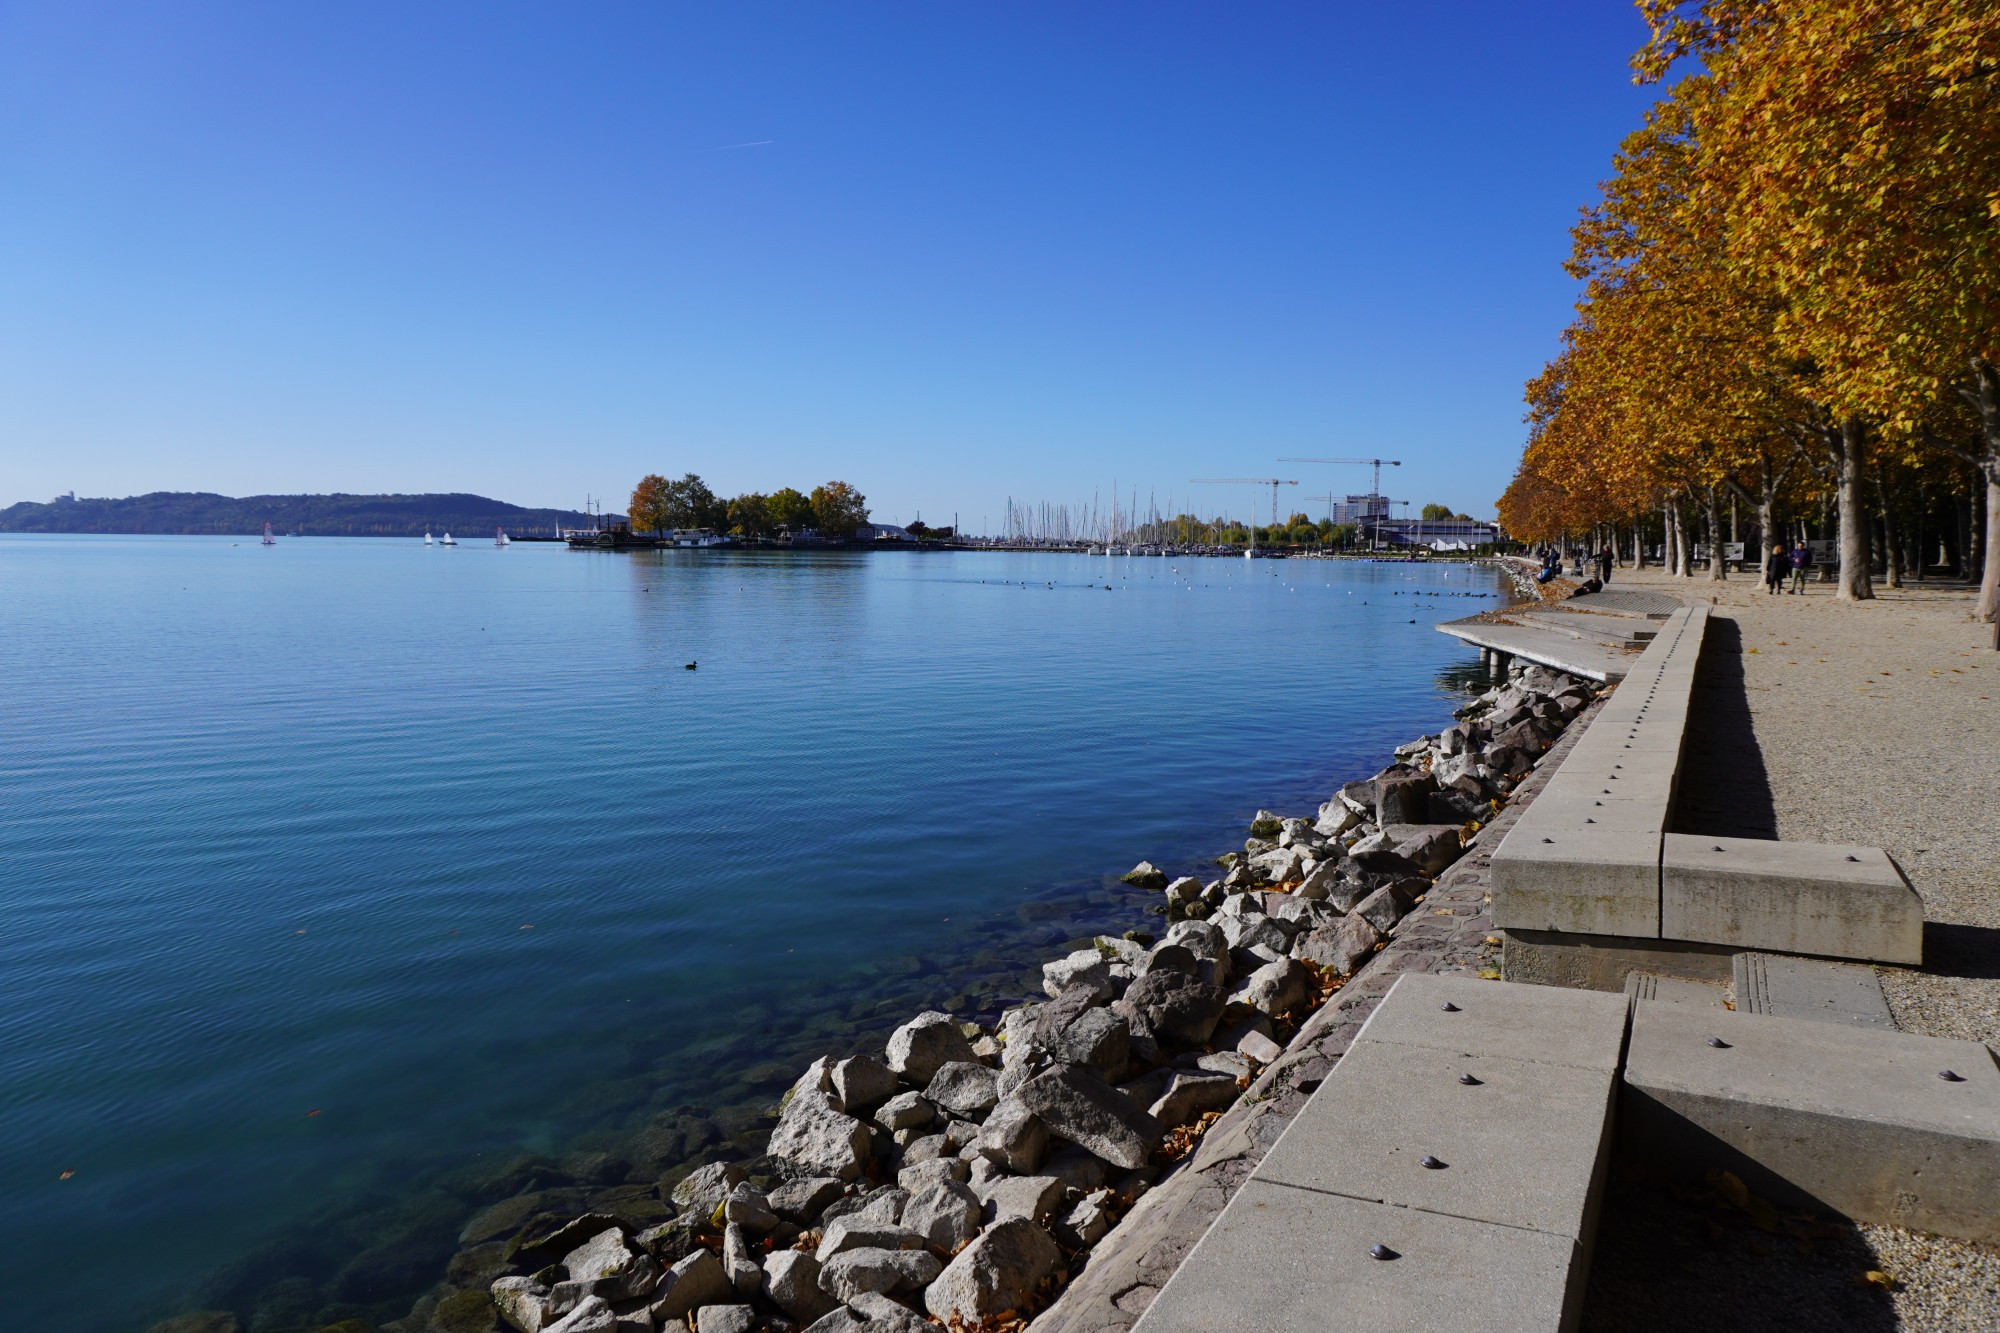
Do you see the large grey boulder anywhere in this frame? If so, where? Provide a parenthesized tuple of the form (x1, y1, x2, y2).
(722, 1221, 760, 1294)
(902, 1177, 982, 1251)
(831, 1056, 900, 1116)
(722, 1183, 778, 1235)
(492, 1276, 553, 1333)
(885, 1012, 977, 1085)
(1147, 1070, 1241, 1127)
(1294, 912, 1381, 975)
(696, 1306, 757, 1333)
(1118, 968, 1224, 1046)
(873, 1090, 934, 1133)
(975, 1095, 1050, 1173)
(1378, 822, 1461, 875)
(1368, 766, 1429, 821)
(1041, 949, 1114, 1001)
(975, 1172, 1065, 1224)
(895, 1156, 967, 1195)
(561, 1227, 658, 1302)
(1234, 956, 1316, 1017)
(1043, 1006, 1129, 1078)
(818, 1246, 942, 1303)
(1354, 882, 1415, 935)
(813, 1217, 925, 1264)
(924, 1217, 1063, 1323)
(768, 1175, 846, 1225)
(849, 1291, 934, 1333)
(543, 1297, 616, 1333)
(1136, 941, 1198, 977)
(1015, 1065, 1164, 1169)
(649, 1250, 732, 1323)
(1054, 1187, 1116, 1249)
(763, 1249, 837, 1323)
(770, 1089, 873, 1181)
(924, 1061, 1000, 1118)
(1163, 875, 1204, 907)
(670, 1162, 746, 1213)
(1162, 920, 1231, 988)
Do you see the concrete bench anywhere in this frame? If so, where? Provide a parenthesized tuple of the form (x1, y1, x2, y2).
(1133, 975, 1628, 1333)
(1490, 603, 1923, 970)
(1621, 999, 2000, 1243)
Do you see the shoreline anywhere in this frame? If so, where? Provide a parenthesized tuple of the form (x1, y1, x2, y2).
(147, 561, 1560, 1333)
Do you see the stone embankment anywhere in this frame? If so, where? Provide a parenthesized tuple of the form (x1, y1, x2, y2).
(157, 566, 1601, 1333)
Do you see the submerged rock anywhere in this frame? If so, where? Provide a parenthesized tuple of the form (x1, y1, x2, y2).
(1119, 860, 1168, 888)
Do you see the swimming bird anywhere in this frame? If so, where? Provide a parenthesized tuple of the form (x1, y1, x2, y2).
(684, 661, 697, 670)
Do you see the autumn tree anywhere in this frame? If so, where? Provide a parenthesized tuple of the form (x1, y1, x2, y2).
(810, 481, 869, 536)
(629, 474, 671, 534)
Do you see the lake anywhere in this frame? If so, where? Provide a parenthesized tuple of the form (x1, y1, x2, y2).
(0, 534, 1506, 1329)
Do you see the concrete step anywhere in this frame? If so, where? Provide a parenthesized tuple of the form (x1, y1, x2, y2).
(1133, 975, 1628, 1333)
(1515, 607, 1660, 646)
(1621, 1000, 2000, 1243)
(1660, 834, 1924, 965)
(1733, 952, 1895, 1030)
(1623, 971, 1729, 1010)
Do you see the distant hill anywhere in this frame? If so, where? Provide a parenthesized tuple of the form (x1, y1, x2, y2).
(0, 492, 595, 537)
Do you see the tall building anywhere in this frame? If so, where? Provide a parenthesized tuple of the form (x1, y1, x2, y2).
(1328, 493, 1389, 525)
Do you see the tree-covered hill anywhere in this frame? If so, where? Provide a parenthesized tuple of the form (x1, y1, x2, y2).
(0, 492, 593, 537)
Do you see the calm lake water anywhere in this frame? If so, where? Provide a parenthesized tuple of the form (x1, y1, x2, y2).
(0, 534, 1505, 1329)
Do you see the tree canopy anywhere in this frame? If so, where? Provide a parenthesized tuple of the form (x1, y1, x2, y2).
(1501, 0, 1999, 615)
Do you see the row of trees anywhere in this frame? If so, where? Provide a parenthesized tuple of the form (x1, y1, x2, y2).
(1497, 0, 1999, 619)
(628, 474, 870, 538)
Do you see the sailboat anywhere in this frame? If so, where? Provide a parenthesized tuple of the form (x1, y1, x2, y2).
(262, 522, 276, 546)
(439, 532, 457, 546)
(495, 528, 510, 547)
(425, 531, 435, 546)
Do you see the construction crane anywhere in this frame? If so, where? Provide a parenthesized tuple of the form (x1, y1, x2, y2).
(1190, 478, 1298, 557)
(1278, 456, 1403, 510)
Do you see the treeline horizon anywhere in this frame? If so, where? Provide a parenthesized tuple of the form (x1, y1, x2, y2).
(627, 473, 872, 538)
(0, 490, 591, 537)
(1499, 0, 1998, 620)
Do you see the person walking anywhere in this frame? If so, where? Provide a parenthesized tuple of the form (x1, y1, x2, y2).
(1598, 543, 1614, 583)
(1790, 540, 1811, 593)
(1765, 541, 1791, 595)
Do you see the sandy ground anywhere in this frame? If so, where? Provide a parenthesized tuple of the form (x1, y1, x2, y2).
(1577, 562, 2000, 1332)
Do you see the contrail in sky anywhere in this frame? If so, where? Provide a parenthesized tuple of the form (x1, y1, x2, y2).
(712, 139, 774, 150)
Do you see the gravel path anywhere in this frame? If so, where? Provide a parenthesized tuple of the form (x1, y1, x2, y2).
(1581, 563, 2000, 1332)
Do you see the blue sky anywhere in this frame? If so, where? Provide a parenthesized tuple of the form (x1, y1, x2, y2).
(0, 2, 1655, 528)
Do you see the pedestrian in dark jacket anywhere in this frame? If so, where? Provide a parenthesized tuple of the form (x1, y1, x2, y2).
(1790, 541, 1811, 592)
(1765, 542, 1791, 594)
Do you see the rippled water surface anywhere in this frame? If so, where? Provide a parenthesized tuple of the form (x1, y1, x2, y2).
(0, 535, 1505, 1328)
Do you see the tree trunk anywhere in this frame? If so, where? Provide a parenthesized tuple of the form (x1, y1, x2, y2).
(1705, 489, 1727, 580)
(1875, 465, 1903, 589)
(1673, 501, 1692, 577)
(1966, 358, 2000, 623)
(1831, 418, 1874, 601)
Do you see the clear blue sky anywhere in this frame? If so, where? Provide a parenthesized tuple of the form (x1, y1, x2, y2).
(0, 2, 1655, 529)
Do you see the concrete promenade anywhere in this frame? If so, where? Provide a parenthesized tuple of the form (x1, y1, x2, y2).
(1046, 561, 2000, 1333)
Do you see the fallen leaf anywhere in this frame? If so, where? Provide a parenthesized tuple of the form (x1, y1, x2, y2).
(1477, 968, 1502, 980)
(58, 1169, 74, 1181)
(306, 1109, 322, 1118)
(1862, 1269, 1899, 1290)
(1710, 1169, 1750, 1209)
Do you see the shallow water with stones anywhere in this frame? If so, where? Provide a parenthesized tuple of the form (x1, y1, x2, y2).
(0, 534, 1507, 1329)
